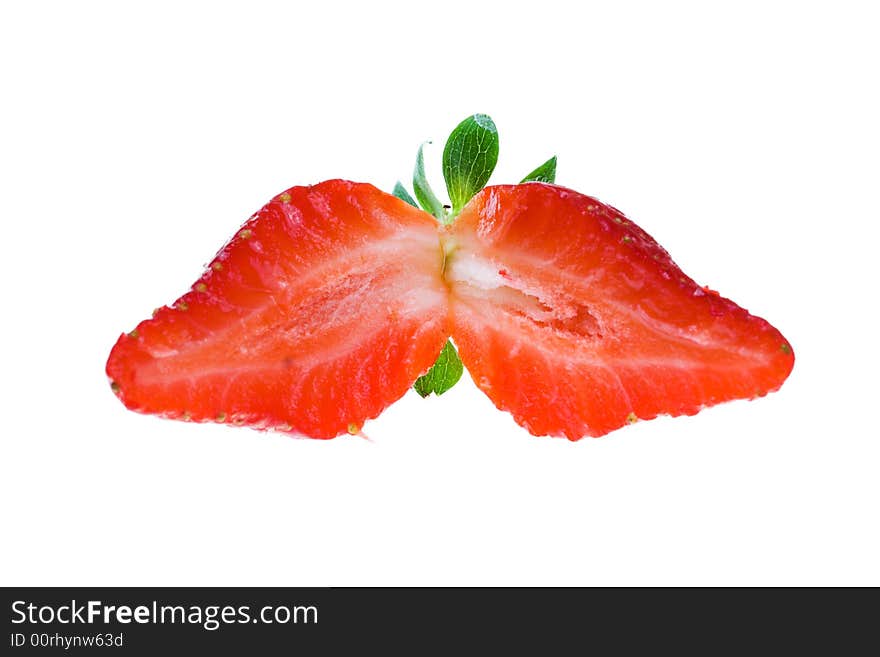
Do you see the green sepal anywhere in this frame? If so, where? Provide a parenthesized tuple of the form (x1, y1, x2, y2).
(442, 114, 499, 216)
(392, 181, 418, 208)
(521, 156, 557, 183)
(414, 340, 464, 397)
(413, 143, 445, 221)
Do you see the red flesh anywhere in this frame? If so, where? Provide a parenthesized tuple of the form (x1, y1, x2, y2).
(107, 180, 793, 439)
(107, 180, 448, 438)
(447, 184, 794, 439)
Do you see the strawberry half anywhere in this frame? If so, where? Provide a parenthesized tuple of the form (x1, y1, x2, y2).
(446, 183, 794, 439)
(106, 180, 448, 438)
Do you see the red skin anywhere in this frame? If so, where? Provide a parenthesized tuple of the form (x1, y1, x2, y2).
(107, 181, 794, 439)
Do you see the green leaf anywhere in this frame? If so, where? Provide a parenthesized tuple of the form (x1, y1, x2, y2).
(413, 142, 445, 221)
(442, 114, 499, 216)
(414, 340, 464, 397)
(392, 181, 418, 208)
(521, 156, 557, 184)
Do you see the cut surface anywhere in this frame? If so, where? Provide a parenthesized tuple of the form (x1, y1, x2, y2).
(107, 180, 448, 438)
(447, 184, 794, 439)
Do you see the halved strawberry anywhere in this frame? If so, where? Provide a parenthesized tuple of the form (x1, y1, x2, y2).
(106, 180, 448, 438)
(446, 183, 794, 439)
(109, 115, 794, 441)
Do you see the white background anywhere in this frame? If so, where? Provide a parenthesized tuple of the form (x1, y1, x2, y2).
(2, 1, 878, 586)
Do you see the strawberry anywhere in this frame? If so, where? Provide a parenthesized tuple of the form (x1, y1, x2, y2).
(445, 183, 794, 439)
(107, 114, 793, 440)
(106, 180, 449, 438)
